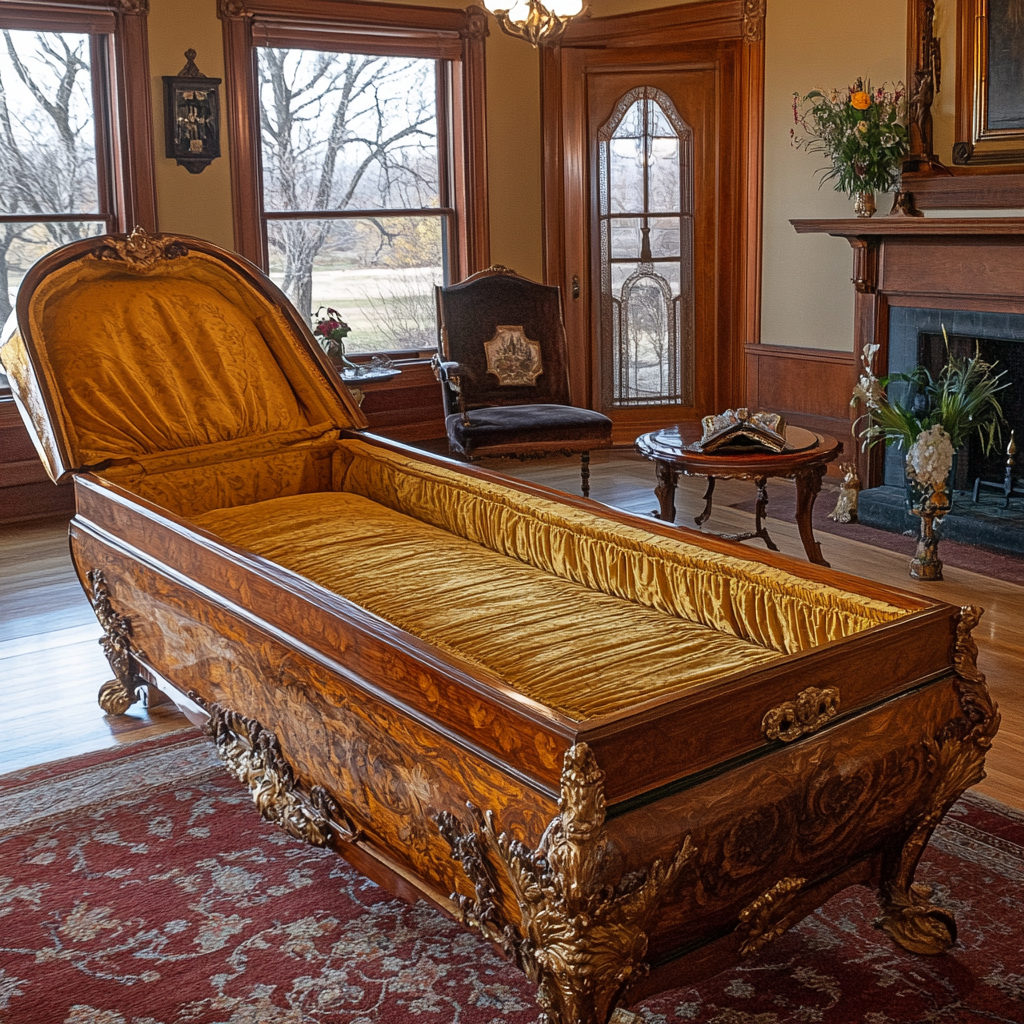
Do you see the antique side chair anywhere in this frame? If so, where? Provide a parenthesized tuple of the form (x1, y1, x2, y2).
(432, 266, 613, 497)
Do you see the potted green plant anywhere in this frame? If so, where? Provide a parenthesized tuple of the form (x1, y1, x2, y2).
(791, 78, 909, 217)
(851, 333, 1008, 509)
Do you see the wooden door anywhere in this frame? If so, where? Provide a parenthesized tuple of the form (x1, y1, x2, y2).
(542, 5, 764, 443)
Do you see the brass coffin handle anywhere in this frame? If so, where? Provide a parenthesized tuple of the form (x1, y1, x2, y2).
(762, 686, 840, 743)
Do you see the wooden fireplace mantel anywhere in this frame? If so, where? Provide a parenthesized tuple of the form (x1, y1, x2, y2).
(790, 216, 1024, 486)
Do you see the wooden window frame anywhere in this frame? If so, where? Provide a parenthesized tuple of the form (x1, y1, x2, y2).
(219, 0, 489, 287)
(0, 0, 157, 235)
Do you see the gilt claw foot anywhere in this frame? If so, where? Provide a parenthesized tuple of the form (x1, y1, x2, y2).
(876, 882, 957, 955)
(98, 677, 144, 716)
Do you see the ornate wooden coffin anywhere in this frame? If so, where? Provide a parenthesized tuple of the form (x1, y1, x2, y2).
(1, 231, 1000, 1024)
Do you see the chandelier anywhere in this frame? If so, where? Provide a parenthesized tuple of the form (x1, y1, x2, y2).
(481, 0, 588, 47)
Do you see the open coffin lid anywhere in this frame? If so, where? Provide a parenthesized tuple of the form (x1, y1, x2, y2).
(0, 230, 366, 485)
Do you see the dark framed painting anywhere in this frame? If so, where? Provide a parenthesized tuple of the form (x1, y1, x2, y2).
(954, 0, 1024, 164)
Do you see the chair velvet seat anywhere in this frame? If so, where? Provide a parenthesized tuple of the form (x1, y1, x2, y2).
(447, 404, 612, 455)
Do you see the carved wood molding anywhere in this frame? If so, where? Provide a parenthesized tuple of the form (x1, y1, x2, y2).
(875, 605, 1000, 954)
(736, 876, 806, 956)
(92, 228, 189, 273)
(437, 743, 695, 1024)
(86, 568, 149, 715)
(217, 0, 252, 18)
(741, 0, 765, 42)
(462, 3, 489, 40)
(196, 696, 363, 847)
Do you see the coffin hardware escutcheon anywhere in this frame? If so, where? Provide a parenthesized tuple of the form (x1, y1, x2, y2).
(762, 686, 840, 743)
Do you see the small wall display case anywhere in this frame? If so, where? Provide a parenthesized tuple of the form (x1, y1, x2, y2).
(163, 50, 221, 174)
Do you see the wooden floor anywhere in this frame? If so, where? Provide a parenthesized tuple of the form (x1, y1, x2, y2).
(1, 448, 1021, 811)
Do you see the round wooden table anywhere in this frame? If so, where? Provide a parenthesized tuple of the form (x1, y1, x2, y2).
(635, 423, 842, 566)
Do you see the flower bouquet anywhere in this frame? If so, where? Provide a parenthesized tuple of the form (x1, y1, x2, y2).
(312, 307, 357, 369)
(791, 78, 909, 215)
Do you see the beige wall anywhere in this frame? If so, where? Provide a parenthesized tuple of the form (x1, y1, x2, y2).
(148, 0, 235, 249)
(760, 0, 906, 351)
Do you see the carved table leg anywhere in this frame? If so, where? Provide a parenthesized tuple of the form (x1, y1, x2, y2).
(581, 451, 591, 498)
(794, 466, 829, 566)
(86, 569, 149, 715)
(653, 460, 679, 523)
(752, 476, 780, 551)
(694, 475, 715, 526)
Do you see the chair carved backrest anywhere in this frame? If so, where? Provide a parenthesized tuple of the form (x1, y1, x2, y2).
(435, 267, 573, 416)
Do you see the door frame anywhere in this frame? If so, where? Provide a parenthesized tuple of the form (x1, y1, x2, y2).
(540, 0, 765, 437)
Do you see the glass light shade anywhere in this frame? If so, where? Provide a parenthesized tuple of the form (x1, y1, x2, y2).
(505, 0, 531, 23)
(548, 0, 585, 16)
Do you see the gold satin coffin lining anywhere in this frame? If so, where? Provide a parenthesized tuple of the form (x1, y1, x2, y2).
(189, 439, 912, 722)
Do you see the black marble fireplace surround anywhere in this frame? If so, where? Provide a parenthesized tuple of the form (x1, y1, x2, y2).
(858, 306, 1024, 556)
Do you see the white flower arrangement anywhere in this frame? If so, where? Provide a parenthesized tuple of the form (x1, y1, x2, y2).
(905, 424, 954, 492)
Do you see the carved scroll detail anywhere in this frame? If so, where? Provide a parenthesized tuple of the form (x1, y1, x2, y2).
(762, 686, 840, 743)
(876, 605, 999, 954)
(87, 569, 148, 715)
(437, 743, 695, 1024)
(217, 0, 253, 18)
(93, 227, 188, 273)
(736, 876, 806, 956)
(462, 4, 489, 39)
(197, 697, 362, 848)
(742, 0, 766, 42)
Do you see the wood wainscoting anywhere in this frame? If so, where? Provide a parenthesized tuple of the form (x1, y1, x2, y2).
(744, 344, 857, 477)
(0, 398, 75, 525)
(356, 359, 446, 444)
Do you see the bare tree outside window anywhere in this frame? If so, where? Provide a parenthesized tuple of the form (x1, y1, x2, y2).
(0, 29, 106, 328)
(258, 48, 446, 353)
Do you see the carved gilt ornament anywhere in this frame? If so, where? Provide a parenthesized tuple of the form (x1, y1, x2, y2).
(198, 697, 362, 848)
(742, 0, 766, 42)
(736, 876, 806, 957)
(484, 326, 543, 387)
(762, 686, 840, 743)
(437, 743, 695, 1024)
(875, 605, 1000, 955)
(93, 227, 188, 274)
(86, 569, 149, 716)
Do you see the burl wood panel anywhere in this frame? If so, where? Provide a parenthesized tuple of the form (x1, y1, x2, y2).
(70, 526, 559, 908)
(606, 677, 964, 961)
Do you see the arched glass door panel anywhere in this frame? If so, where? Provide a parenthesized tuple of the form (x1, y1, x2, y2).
(598, 87, 693, 407)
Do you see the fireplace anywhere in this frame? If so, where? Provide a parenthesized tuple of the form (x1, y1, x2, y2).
(790, 217, 1024, 556)
(884, 306, 1024, 493)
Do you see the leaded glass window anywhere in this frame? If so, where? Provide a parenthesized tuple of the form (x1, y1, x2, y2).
(598, 87, 693, 407)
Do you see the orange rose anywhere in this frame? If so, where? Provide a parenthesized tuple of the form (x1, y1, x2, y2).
(851, 91, 871, 110)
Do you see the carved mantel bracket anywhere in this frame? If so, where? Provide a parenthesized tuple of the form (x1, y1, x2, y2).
(436, 743, 695, 1024)
(849, 238, 879, 294)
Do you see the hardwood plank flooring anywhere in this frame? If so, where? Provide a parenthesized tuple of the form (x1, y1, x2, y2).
(1, 450, 1021, 812)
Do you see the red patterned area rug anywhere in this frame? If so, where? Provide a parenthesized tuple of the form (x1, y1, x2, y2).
(1, 734, 1021, 1024)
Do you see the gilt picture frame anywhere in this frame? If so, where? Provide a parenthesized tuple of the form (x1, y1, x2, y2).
(954, 0, 1024, 165)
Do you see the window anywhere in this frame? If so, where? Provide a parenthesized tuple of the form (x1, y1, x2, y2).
(598, 87, 693, 407)
(223, 0, 488, 357)
(0, 1, 155, 333)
